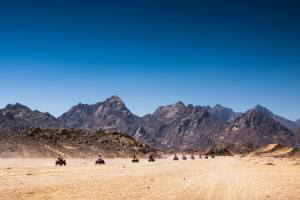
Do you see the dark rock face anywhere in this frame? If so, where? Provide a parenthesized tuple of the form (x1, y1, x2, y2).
(214, 110, 299, 147)
(293, 127, 300, 142)
(0, 112, 31, 132)
(0, 103, 63, 131)
(252, 105, 299, 130)
(135, 102, 228, 150)
(295, 119, 300, 126)
(204, 104, 242, 123)
(58, 95, 140, 137)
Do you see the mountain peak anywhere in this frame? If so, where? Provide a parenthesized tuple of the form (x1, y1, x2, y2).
(109, 95, 122, 101)
(247, 109, 264, 116)
(253, 104, 274, 116)
(214, 104, 223, 108)
(255, 104, 267, 110)
(4, 103, 31, 111)
(172, 101, 185, 108)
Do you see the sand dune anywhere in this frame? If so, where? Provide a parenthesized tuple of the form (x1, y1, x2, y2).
(0, 156, 300, 200)
(244, 144, 294, 157)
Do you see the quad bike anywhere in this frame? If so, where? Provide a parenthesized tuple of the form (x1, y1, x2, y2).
(55, 159, 66, 166)
(211, 154, 215, 158)
(191, 155, 195, 160)
(205, 155, 208, 159)
(173, 156, 179, 161)
(148, 157, 155, 162)
(132, 158, 139, 163)
(95, 159, 105, 164)
(182, 155, 187, 160)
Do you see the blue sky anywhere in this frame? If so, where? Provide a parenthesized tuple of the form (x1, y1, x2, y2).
(0, 0, 299, 120)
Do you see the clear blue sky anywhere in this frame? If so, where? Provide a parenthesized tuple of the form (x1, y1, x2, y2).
(0, 0, 299, 120)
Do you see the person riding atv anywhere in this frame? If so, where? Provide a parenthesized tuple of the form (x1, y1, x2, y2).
(55, 155, 66, 166)
(132, 155, 139, 163)
(95, 155, 105, 164)
(148, 154, 155, 162)
(182, 154, 187, 160)
(191, 154, 195, 160)
(173, 154, 179, 160)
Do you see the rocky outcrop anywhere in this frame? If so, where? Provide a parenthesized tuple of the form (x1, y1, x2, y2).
(0, 127, 159, 158)
(195, 142, 259, 156)
(204, 104, 242, 123)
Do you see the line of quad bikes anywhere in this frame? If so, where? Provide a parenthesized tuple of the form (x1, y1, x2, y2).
(55, 154, 215, 166)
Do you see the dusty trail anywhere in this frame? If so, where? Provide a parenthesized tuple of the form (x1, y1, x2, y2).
(0, 157, 299, 200)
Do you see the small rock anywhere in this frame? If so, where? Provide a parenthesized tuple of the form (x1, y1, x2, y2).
(265, 163, 275, 165)
(6, 167, 11, 169)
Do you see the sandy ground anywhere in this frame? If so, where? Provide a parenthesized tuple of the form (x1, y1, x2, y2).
(0, 156, 300, 200)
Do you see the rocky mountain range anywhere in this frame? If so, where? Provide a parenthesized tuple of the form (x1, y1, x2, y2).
(206, 104, 300, 130)
(0, 96, 299, 150)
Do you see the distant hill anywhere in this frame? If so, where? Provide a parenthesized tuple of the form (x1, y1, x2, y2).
(0, 127, 159, 158)
(212, 110, 299, 148)
(0, 103, 63, 132)
(251, 104, 299, 130)
(243, 144, 294, 157)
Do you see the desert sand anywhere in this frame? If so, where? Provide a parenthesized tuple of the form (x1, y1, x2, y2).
(0, 156, 300, 200)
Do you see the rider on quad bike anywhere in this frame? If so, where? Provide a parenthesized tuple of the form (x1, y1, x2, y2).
(173, 154, 179, 160)
(56, 155, 66, 165)
(95, 155, 105, 164)
(132, 154, 139, 163)
(148, 154, 155, 162)
(191, 153, 195, 160)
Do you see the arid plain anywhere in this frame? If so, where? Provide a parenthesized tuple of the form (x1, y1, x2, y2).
(1, 156, 300, 200)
